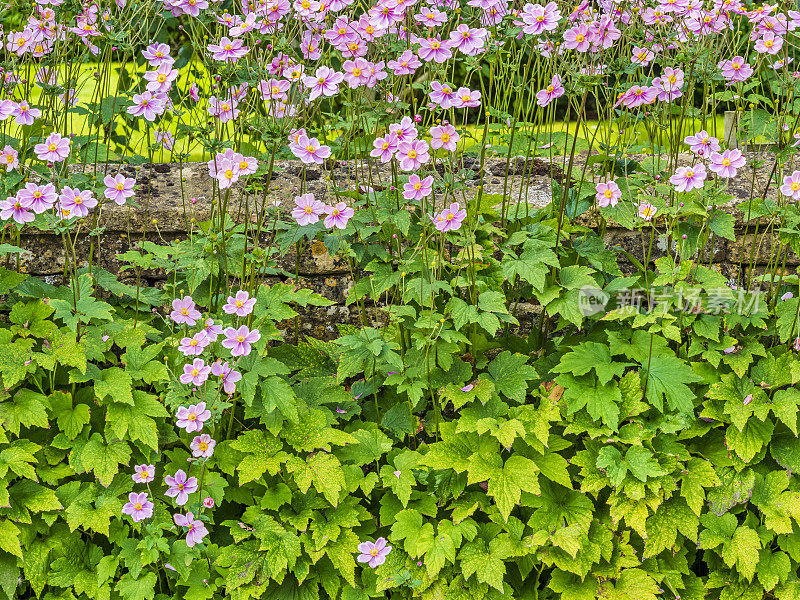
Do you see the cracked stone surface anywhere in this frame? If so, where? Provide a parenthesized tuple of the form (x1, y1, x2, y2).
(10, 154, 796, 338)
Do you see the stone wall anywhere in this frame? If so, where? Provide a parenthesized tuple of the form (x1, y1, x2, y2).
(10, 152, 793, 338)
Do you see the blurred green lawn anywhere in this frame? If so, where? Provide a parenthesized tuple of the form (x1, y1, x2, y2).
(22, 64, 728, 163)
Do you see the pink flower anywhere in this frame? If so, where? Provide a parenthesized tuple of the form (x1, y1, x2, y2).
(754, 32, 783, 54)
(1, 145, 19, 171)
(450, 87, 481, 109)
(18, 183, 57, 213)
(211, 361, 242, 394)
(794, 337, 800, 352)
(387, 49, 421, 75)
(222, 325, 261, 357)
(448, 24, 487, 55)
(652, 67, 684, 102)
(781, 292, 794, 301)
(292, 193, 326, 225)
(743, 394, 753, 405)
(670, 164, 707, 192)
(631, 46, 655, 66)
(179, 359, 212, 386)
(164, 470, 198, 506)
(563, 23, 592, 52)
(103, 174, 136, 205)
(684, 130, 721, 156)
(178, 331, 210, 356)
(709, 149, 746, 178)
(719, 56, 753, 84)
(258, 78, 290, 101)
(396, 139, 430, 171)
(535, 74, 565, 107)
(13, 102, 41, 126)
(191, 434, 216, 458)
(518, 2, 561, 34)
(0, 197, 34, 224)
(223, 290, 256, 317)
(208, 96, 240, 123)
(638, 202, 657, 221)
(173, 511, 208, 546)
(170, 296, 201, 325)
(203, 497, 215, 508)
(142, 42, 173, 67)
(418, 37, 452, 63)
(207, 36, 249, 62)
(595, 180, 621, 207)
(616, 85, 657, 109)
(132, 464, 155, 484)
(403, 175, 433, 201)
(302, 66, 344, 100)
(356, 538, 392, 568)
(324, 202, 355, 229)
(203, 319, 223, 341)
(127, 91, 165, 121)
(430, 125, 459, 151)
(122, 492, 154, 522)
(58, 187, 96, 218)
(34, 132, 70, 162)
(429, 81, 457, 109)
(369, 133, 399, 163)
(144, 63, 178, 93)
(431, 202, 466, 232)
(389, 117, 418, 143)
(291, 135, 331, 164)
(780, 170, 800, 200)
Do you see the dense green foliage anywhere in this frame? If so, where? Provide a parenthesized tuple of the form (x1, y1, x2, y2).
(1, 151, 800, 600)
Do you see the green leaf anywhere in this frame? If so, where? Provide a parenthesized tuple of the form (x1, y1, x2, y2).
(50, 391, 91, 439)
(287, 452, 345, 506)
(81, 433, 131, 487)
(721, 526, 761, 581)
(553, 342, 630, 385)
(487, 351, 537, 402)
(597, 445, 666, 486)
(0, 521, 22, 559)
(95, 367, 134, 405)
(641, 355, 703, 413)
(643, 497, 699, 558)
(230, 431, 288, 485)
(116, 572, 157, 600)
(458, 539, 506, 592)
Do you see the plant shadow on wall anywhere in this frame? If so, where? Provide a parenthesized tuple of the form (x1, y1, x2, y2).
(2, 0, 800, 600)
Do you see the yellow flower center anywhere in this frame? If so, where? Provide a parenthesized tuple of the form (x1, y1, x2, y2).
(414, 183, 421, 190)
(134, 503, 142, 510)
(304, 206, 313, 213)
(353, 68, 362, 76)
(224, 169, 234, 179)
(199, 442, 208, 451)
(306, 145, 315, 153)
(407, 149, 417, 159)
(431, 41, 440, 49)
(237, 335, 245, 342)
(74, 196, 83, 204)
(157, 74, 166, 82)
(576, 34, 585, 42)
(188, 413, 196, 420)
(792, 183, 800, 191)
(116, 182, 125, 190)
(604, 189, 613, 198)
(440, 133, 450, 142)
(48, 143, 57, 151)
(191, 369, 199, 376)
(722, 158, 731, 166)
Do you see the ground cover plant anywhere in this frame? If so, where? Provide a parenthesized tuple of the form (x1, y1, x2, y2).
(2, 0, 800, 599)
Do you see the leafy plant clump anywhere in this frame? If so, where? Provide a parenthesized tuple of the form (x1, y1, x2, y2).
(1, 0, 800, 599)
